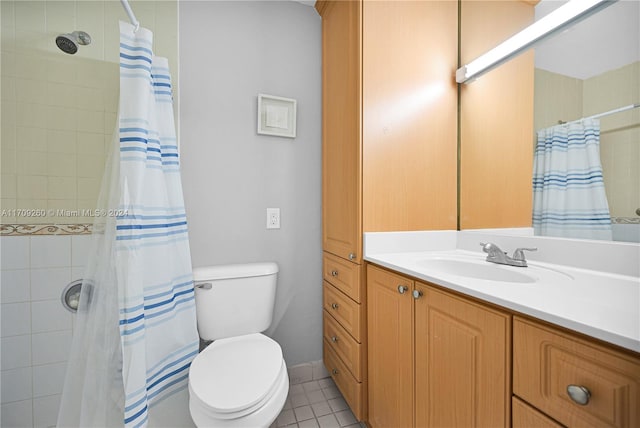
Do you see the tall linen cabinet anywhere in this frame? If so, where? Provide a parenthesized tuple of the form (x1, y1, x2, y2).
(315, 0, 458, 422)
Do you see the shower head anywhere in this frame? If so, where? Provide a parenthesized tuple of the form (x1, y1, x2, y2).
(55, 31, 91, 55)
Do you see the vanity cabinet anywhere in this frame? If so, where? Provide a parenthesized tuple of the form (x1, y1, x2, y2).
(367, 265, 414, 428)
(322, 252, 367, 420)
(513, 317, 640, 428)
(367, 264, 511, 428)
(316, 0, 458, 420)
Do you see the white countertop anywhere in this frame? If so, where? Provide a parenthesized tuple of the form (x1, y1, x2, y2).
(364, 231, 640, 353)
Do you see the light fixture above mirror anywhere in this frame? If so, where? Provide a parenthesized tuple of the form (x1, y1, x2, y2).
(456, 0, 618, 84)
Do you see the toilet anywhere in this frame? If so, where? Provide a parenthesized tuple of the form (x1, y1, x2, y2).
(188, 263, 289, 428)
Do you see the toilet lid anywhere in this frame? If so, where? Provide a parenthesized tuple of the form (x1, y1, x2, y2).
(189, 333, 284, 414)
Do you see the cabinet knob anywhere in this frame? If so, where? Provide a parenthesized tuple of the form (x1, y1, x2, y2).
(567, 385, 591, 405)
(412, 289, 423, 299)
(331, 270, 338, 277)
(332, 368, 339, 375)
(331, 303, 339, 310)
(331, 335, 338, 342)
(348, 253, 356, 261)
(398, 285, 408, 294)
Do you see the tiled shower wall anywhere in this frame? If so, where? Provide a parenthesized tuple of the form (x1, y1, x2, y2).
(1, 1, 178, 426)
(1, 0, 179, 225)
(1, 234, 91, 427)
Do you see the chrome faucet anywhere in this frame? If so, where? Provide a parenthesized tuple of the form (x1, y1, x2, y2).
(480, 242, 537, 267)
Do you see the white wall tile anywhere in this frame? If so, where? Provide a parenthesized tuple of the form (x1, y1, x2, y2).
(45, 1, 75, 35)
(32, 362, 67, 398)
(1, 335, 31, 370)
(71, 235, 92, 268)
(1, 302, 31, 337)
(30, 267, 71, 301)
(32, 330, 72, 366)
(30, 236, 71, 269)
(0, 1, 15, 31)
(14, 1, 45, 33)
(1, 236, 30, 270)
(31, 300, 72, 333)
(0, 269, 30, 303)
(1, 399, 33, 428)
(1, 367, 32, 403)
(71, 267, 84, 280)
(33, 394, 62, 428)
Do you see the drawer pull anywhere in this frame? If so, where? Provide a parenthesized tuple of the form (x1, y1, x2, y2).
(331, 303, 339, 310)
(567, 385, 591, 405)
(348, 253, 356, 261)
(331, 335, 338, 342)
(412, 289, 423, 299)
(398, 285, 408, 294)
(331, 270, 338, 277)
(332, 368, 339, 375)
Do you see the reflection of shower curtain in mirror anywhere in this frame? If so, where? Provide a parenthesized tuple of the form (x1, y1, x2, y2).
(532, 118, 612, 240)
(57, 21, 199, 428)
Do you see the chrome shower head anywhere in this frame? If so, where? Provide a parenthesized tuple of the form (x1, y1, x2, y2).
(55, 31, 91, 55)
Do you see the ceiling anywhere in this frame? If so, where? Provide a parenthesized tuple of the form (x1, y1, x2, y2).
(533, 0, 640, 80)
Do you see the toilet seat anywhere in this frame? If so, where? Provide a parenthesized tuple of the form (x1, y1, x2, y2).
(189, 333, 286, 420)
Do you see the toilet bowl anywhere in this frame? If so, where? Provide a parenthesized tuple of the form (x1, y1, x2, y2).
(188, 263, 288, 427)
(189, 334, 288, 427)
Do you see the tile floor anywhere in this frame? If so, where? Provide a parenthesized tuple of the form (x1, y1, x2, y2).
(271, 378, 365, 428)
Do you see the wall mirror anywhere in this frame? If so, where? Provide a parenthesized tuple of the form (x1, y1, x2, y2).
(460, 0, 639, 243)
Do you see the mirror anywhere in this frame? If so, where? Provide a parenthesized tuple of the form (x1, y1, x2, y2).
(533, 0, 639, 242)
(460, 0, 639, 243)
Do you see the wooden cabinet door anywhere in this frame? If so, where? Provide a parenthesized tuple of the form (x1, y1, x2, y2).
(514, 318, 640, 428)
(367, 265, 413, 428)
(320, 0, 362, 263)
(414, 282, 511, 428)
(362, 0, 458, 233)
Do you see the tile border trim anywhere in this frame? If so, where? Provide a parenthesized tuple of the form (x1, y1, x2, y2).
(0, 224, 93, 236)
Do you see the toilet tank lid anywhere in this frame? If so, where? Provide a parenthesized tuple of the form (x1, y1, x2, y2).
(193, 262, 278, 281)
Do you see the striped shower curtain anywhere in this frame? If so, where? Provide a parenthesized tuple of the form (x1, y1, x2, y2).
(532, 118, 613, 240)
(58, 22, 198, 428)
(116, 21, 199, 427)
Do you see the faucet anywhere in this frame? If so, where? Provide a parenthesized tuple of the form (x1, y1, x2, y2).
(480, 242, 537, 267)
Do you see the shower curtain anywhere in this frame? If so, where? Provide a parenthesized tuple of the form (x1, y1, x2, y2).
(58, 22, 199, 427)
(532, 118, 613, 240)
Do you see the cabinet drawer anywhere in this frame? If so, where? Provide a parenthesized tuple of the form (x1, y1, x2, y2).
(323, 252, 362, 303)
(324, 338, 364, 420)
(512, 396, 563, 428)
(323, 282, 363, 342)
(323, 311, 363, 381)
(514, 317, 640, 428)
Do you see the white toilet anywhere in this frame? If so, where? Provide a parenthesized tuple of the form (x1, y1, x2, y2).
(188, 263, 289, 428)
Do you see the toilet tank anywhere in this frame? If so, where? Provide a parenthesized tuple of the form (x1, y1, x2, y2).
(192, 263, 278, 341)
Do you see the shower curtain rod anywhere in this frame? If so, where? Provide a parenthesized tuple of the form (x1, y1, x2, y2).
(120, 0, 140, 31)
(561, 103, 640, 126)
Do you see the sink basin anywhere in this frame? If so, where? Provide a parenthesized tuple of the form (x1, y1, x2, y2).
(416, 258, 537, 283)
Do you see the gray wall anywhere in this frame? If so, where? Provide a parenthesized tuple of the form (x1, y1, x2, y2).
(179, 1, 322, 366)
